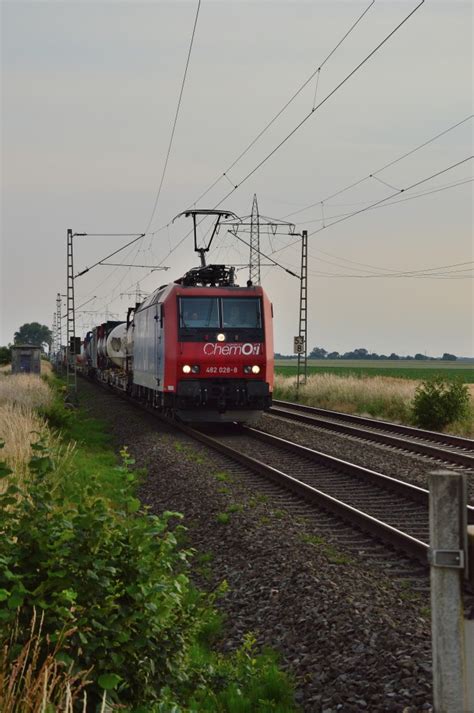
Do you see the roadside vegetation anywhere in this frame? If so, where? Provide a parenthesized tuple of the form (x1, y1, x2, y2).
(273, 372, 473, 437)
(0, 372, 296, 712)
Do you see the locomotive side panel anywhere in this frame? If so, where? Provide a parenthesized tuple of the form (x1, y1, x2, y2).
(133, 302, 160, 390)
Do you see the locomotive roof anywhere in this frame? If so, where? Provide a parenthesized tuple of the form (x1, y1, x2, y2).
(136, 266, 266, 314)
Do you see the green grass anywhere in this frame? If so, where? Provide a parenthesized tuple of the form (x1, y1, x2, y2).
(300, 533, 353, 565)
(275, 360, 474, 382)
(213, 470, 233, 483)
(216, 512, 231, 525)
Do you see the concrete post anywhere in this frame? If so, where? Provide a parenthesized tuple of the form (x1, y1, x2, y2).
(429, 470, 469, 713)
(466, 526, 474, 712)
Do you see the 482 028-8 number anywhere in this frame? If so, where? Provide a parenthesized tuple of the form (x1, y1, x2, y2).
(205, 366, 238, 374)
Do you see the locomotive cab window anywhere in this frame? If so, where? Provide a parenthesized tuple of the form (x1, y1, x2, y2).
(180, 297, 219, 328)
(222, 298, 262, 328)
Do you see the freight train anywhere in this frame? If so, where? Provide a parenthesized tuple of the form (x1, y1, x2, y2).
(81, 263, 274, 423)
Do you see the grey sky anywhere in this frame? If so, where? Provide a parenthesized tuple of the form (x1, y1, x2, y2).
(1, 0, 472, 355)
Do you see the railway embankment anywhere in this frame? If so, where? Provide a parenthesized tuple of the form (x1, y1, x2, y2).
(0, 374, 296, 712)
(79, 379, 434, 713)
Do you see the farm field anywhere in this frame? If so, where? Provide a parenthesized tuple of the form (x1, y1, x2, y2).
(274, 359, 474, 383)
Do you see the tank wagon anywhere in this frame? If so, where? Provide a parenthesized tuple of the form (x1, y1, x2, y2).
(83, 264, 274, 423)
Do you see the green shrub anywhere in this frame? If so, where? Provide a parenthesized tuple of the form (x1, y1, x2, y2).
(412, 377, 470, 430)
(0, 444, 206, 708)
(0, 346, 10, 366)
(0, 414, 297, 710)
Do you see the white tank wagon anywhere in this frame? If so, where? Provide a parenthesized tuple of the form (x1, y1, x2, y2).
(105, 323, 128, 368)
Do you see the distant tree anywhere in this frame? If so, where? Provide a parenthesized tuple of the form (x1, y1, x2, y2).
(309, 346, 328, 359)
(414, 353, 427, 360)
(327, 351, 340, 360)
(352, 348, 369, 360)
(389, 352, 400, 360)
(14, 323, 52, 351)
(441, 353, 457, 361)
(0, 346, 11, 365)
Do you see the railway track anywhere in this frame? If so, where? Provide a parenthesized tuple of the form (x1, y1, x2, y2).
(176, 420, 474, 568)
(269, 399, 474, 469)
(87, 378, 473, 579)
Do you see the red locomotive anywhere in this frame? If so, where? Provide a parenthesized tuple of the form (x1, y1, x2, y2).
(82, 210, 274, 422)
(129, 263, 274, 422)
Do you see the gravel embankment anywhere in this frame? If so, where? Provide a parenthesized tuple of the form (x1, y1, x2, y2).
(79, 381, 433, 713)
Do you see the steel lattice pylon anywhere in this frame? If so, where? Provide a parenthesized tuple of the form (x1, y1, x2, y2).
(66, 229, 77, 399)
(296, 230, 308, 390)
(52, 313, 57, 356)
(56, 292, 62, 368)
(249, 194, 261, 285)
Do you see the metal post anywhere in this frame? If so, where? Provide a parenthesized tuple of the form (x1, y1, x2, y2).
(56, 292, 62, 373)
(52, 313, 57, 361)
(249, 194, 261, 285)
(66, 229, 78, 401)
(467, 526, 474, 712)
(429, 470, 469, 712)
(296, 230, 308, 398)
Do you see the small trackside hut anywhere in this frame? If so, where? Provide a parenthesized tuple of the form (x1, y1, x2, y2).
(11, 344, 42, 375)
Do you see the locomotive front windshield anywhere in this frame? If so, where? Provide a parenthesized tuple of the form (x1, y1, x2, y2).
(221, 298, 261, 328)
(180, 298, 220, 328)
(179, 297, 262, 332)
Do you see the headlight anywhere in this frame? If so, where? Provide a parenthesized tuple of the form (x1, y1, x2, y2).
(182, 364, 191, 374)
(244, 365, 261, 374)
(216, 333, 226, 342)
(191, 365, 200, 373)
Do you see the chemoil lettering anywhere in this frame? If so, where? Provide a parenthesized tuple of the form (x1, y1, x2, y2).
(203, 343, 261, 356)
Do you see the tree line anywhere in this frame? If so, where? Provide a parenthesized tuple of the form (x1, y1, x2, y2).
(0, 322, 53, 365)
(275, 346, 458, 361)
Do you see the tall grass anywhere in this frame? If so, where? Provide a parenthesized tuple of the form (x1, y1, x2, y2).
(0, 375, 71, 494)
(0, 610, 91, 712)
(273, 372, 474, 435)
(0, 374, 53, 411)
(0, 375, 53, 490)
(0, 405, 47, 487)
(275, 372, 417, 422)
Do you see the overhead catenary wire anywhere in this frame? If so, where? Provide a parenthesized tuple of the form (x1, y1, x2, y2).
(75, 234, 146, 278)
(282, 113, 473, 220)
(228, 223, 473, 280)
(205, 0, 425, 214)
(307, 155, 473, 236)
(269, 156, 473, 259)
(294, 177, 474, 226)
(144, 0, 201, 234)
(98, 0, 202, 295)
(163, 0, 425, 267)
(190, 0, 376, 208)
(92, 161, 472, 311)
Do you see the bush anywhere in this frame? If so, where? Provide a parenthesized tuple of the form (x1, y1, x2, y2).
(0, 423, 297, 710)
(412, 377, 470, 430)
(0, 443, 206, 708)
(0, 347, 10, 366)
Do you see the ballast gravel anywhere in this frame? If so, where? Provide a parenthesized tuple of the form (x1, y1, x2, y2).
(256, 412, 474, 502)
(79, 381, 433, 713)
